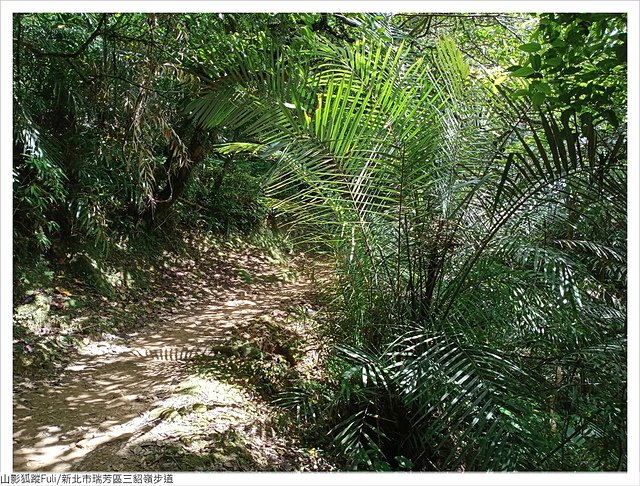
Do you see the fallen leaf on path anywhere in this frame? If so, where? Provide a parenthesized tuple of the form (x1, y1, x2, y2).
(192, 403, 207, 413)
(51, 300, 65, 310)
(54, 287, 72, 296)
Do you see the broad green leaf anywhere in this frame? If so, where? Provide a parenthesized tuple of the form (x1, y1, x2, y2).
(602, 109, 619, 128)
(520, 42, 541, 52)
(511, 66, 535, 77)
(537, 82, 552, 95)
(544, 57, 563, 67)
(531, 54, 542, 71)
(531, 92, 546, 107)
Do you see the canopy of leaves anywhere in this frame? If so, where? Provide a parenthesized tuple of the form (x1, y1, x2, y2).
(506, 13, 626, 125)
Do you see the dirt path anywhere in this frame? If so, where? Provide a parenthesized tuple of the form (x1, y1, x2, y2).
(13, 248, 333, 472)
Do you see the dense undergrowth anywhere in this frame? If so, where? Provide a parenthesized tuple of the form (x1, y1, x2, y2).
(12, 223, 350, 471)
(13, 228, 291, 374)
(13, 138, 277, 375)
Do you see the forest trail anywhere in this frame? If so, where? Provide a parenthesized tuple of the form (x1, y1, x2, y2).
(13, 247, 333, 472)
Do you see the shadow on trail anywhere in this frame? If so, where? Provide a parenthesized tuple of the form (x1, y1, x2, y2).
(13, 248, 328, 472)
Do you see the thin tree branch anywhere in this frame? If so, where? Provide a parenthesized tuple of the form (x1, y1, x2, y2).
(16, 13, 107, 59)
(395, 13, 520, 20)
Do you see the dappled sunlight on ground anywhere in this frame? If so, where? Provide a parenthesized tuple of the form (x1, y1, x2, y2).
(14, 248, 334, 472)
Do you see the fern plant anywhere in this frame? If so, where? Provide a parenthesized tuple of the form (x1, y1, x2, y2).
(188, 30, 626, 471)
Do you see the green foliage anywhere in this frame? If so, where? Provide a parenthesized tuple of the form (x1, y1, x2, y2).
(508, 13, 626, 124)
(189, 22, 626, 471)
(13, 12, 305, 271)
(392, 13, 535, 71)
(181, 157, 268, 233)
(12, 12, 627, 472)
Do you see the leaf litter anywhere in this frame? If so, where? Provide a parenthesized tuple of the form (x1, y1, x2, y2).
(13, 239, 336, 472)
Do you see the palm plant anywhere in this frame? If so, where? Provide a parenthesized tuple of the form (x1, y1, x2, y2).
(188, 29, 626, 471)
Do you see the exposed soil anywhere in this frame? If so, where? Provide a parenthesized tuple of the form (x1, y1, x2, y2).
(13, 244, 336, 472)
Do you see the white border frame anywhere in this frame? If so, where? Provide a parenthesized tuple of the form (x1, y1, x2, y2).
(1, 2, 638, 485)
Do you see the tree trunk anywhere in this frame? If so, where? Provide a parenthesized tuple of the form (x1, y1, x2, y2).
(144, 127, 208, 226)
